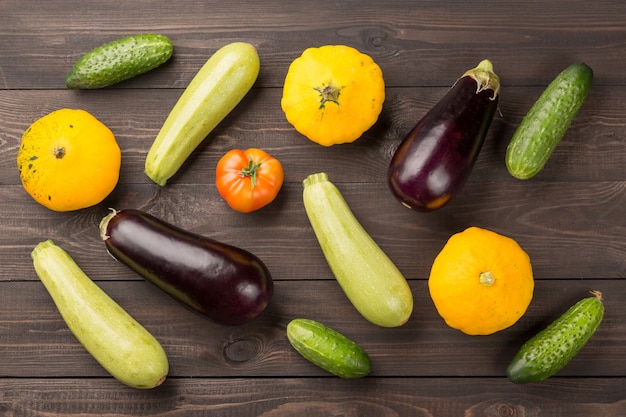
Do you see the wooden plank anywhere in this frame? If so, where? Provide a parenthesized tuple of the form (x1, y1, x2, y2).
(1, 0, 625, 89)
(0, 279, 622, 378)
(0, 179, 624, 281)
(0, 377, 625, 416)
(1, 0, 625, 415)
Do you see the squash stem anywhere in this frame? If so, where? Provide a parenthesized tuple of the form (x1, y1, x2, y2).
(479, 271, 496, 286)
(303, 172, 328, 188)
(54, 146, 66, 159)
(314, 82, 343, 109)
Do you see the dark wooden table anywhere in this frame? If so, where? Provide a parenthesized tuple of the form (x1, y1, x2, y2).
(1, 1, 625, 415)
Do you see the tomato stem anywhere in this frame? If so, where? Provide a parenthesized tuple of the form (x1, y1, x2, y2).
(240, 157, 263, 188)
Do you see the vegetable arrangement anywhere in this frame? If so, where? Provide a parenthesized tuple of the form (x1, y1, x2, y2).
(145, 42, 260, 185)
(18, 33, 602, 387)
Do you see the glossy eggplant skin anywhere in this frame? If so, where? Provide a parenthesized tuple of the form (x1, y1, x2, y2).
(388, 60, 500, 212)
(100, 209, 273, 325)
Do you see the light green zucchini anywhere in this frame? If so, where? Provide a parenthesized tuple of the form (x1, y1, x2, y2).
(145, 42, 260, 186)
(287, 318, 371, 378)
(506, 290, 604, 384)
(65, 34, 173, 89)
(32, 240, 169, 389)
(302, 172, 413, 327)
(505, 62, 593, 179)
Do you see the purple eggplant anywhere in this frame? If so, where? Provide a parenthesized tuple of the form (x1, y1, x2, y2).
(99, 208, 273, 325)
(388, 59, 500, 212)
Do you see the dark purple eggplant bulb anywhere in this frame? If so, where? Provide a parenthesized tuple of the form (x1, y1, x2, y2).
(388, 59, 500, 212)
(99, 208, 273, 325)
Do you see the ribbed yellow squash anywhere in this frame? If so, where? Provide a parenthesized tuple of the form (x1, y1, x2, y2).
(281, 45, 385, 146)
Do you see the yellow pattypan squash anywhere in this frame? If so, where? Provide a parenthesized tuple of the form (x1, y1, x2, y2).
(17, 108, 121, 212)
(281, 45, 385, 146)
(428, 227, 534, 336)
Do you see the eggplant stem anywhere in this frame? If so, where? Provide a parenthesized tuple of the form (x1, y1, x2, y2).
(99, 208, 118, 241)
(461, 59, 500, 100)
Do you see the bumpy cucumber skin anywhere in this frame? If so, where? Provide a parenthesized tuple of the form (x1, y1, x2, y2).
(145, 42, 260, 186)
(302, 173, 413, 328)
(506, 291, 604, 384)
(287, 318, 371, 378)
(65, 34, 173, 89)
(505, 62, 593, 180)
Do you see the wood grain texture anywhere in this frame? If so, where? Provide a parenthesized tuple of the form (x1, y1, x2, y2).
(1, 0, 626, 89)
(1, 180, 624, 282)
(0, 0, 625, 415)
(1, 378, 625, 417)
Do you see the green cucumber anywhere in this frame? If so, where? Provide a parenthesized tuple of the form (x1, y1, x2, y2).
(287, 318, 371, 378)
(506, 290, 604, 384)
(65, 34, 173, 89)
(505, 62, 593, 179)
(302, 172, 413, 328)
(145, 42, 260, 186)
(32, 240, 169, 389)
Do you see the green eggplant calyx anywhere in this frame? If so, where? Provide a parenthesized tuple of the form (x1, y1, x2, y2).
(99, 208, 118, 241)
(462, 59, 500, 100)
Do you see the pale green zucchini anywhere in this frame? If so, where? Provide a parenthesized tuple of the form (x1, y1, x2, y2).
(32, 240, 169, 389)
(302, 172, 413, 328)
(145, 42, 260, 186)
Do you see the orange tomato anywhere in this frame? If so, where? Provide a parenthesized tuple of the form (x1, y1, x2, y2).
(215, 148, 284, 213)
